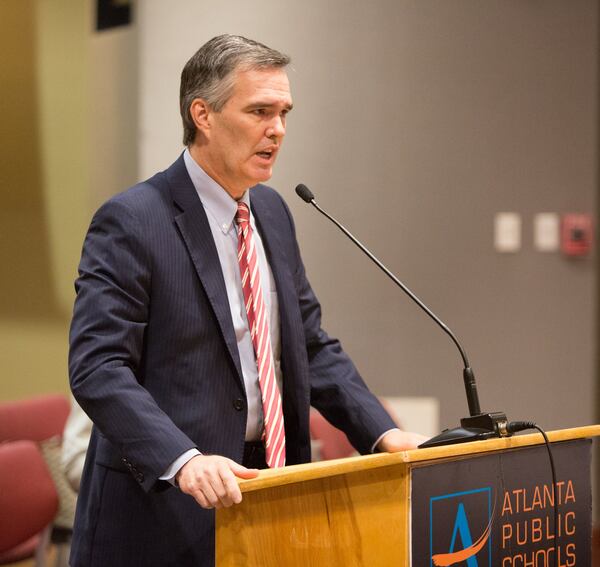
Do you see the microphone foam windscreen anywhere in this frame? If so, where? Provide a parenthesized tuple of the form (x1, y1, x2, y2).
(295, 184, 314, 203)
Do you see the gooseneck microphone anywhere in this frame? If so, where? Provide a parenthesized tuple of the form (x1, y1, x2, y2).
(295, 183, 510, 447)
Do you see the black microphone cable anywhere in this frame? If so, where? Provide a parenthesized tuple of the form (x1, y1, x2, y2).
(507, 421, 558, 567)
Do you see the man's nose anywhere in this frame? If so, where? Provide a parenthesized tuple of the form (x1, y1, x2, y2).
(266, 115, 286, 139)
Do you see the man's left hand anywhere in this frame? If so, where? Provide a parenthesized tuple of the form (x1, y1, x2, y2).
(377, 429, 428, 452)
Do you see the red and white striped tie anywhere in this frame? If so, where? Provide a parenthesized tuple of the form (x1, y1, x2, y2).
(236, 202, 285, 468)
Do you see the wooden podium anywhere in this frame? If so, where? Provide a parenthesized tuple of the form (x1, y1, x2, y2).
(216, 425, 599, 566)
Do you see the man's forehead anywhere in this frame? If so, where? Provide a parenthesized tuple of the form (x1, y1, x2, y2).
(231, 67, 292, 103)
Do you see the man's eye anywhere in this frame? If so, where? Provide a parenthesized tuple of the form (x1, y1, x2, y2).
(252, 109, 266, 116)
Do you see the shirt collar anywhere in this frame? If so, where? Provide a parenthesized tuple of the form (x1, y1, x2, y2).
(183, 148, 251, 234)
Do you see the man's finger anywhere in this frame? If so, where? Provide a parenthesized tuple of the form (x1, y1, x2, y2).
(377, 429, 428, 452)
(191, 489, 212, 510)
(228, 460, 260, 479)
(197, 478, 223, 509)
(206, 464, 236, 508)
(219, 466, 243, 506)
(205, 461, 246, 508)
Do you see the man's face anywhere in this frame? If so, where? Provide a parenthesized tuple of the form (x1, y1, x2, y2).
(196, 67, 293, 199)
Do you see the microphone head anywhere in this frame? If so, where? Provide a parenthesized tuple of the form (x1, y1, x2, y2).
(295, 184, 315, 203)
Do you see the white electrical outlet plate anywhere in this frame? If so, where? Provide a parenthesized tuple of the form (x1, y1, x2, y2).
(494, 212, 521, 253)
(534, 213, 560, 252)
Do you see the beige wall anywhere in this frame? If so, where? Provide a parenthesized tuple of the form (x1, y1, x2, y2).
(89, 21, 139, 211)
(0, 0, 73, 400)
(0, 0, 59, 321)
(0, 0, 137, 401)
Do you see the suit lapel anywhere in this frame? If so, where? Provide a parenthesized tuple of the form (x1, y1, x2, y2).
(250, 191, 304, 369)
(249, 192, 289, 305)
(166, 156, 244, 386)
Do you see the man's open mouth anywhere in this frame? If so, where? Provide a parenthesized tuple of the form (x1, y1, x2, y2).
(256, 148, 276, 160)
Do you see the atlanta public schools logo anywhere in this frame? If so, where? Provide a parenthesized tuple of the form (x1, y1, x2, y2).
(429, 487, 494, 567)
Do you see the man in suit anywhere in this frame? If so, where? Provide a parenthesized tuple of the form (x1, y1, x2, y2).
(69, 34, 424, 566)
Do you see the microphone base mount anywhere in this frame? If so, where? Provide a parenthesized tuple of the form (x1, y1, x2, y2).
(418, 412, 510, 449)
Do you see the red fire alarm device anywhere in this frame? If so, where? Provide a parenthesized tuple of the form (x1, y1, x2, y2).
(560, 213, 593, 257)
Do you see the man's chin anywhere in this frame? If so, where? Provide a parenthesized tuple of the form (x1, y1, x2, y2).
(249, 168, 273, 186)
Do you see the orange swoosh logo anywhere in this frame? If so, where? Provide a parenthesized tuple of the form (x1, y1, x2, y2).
(431, 513, 493, 566)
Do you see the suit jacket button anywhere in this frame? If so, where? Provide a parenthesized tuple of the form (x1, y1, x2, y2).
(136, 472, 144, 483)
(233, 398, 245, 411)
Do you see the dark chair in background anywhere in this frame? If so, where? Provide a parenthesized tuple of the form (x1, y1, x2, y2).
(0, 440, 59, 566)
(309, 399, 404, 461)
(0, 394, 70, 443)
(309, 408, 357, 461)
(0, 394, 73, 566)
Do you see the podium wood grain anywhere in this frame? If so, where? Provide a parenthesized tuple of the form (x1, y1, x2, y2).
(217, 463, 409, 565)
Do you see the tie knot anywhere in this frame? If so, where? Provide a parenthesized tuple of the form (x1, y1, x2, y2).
(236, 202, 250, 226)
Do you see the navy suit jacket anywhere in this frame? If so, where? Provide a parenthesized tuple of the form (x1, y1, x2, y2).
(68, 155, 396, 566)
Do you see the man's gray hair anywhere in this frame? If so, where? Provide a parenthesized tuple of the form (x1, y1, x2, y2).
(180, 34, 290, 146)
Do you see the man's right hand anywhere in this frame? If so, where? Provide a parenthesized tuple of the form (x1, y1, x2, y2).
(175, 454, 259, 510)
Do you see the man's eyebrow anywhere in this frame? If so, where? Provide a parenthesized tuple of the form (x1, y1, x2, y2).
(245, 101, 294, 111)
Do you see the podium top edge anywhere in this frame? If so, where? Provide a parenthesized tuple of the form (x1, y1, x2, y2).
(238, 424, 600, 494)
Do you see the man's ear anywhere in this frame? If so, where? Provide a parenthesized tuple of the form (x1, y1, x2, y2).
(189, 98, 212, 138)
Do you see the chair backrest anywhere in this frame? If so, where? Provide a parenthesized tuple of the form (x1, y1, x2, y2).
(0, 440, 59, 552)
(0, 394, 70, 442)
(309, 409, 356, 461)
(309, 400, 406, 461)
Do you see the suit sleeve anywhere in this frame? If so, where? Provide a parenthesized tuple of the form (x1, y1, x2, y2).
(69, 198, 196, 491)
(279, 199, 397, 454)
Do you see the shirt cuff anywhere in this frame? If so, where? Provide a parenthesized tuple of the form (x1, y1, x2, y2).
(159, 448, 201, 486)
(371, 428, 400, 453)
